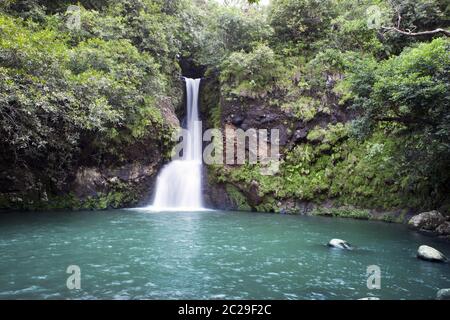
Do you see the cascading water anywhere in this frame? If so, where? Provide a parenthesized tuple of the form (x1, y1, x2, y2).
(150, 78, 203, 211)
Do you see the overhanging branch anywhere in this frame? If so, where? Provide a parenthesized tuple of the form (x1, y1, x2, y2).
(381, 26, 450, 37)
(375, 116, 435, 126)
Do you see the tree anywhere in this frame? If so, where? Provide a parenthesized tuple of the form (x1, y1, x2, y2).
(380, 0, 449, 53)
(269, 0, 335, 48)
(220, 43, 283, 97)
(347, 38, 450, 202)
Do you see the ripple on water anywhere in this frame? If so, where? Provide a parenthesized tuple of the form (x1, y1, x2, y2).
(0, 210, 450, 299)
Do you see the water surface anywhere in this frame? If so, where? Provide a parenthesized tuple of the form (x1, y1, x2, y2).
(0, 209, 449, 299)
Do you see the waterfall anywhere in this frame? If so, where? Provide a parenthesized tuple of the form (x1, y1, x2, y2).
(150, 78, 203, 211)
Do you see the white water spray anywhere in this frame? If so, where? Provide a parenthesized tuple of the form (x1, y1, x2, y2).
(150, 78, 203, 211)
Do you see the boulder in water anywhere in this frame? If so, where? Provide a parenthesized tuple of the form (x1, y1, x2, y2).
(408, 210, 445, 231)
(417, 245, 446, 262)
(327, 238, 352, 250)
(436, 288, 450, 300)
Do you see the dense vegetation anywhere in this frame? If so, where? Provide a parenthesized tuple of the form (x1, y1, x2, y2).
(0, 0, 449, 215)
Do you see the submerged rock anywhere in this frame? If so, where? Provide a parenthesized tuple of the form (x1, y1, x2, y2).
(436, 288, 450, 300)
(417, 245, 447, 262)
(408, 210, 445, 231)
(327, 238, 352, 250)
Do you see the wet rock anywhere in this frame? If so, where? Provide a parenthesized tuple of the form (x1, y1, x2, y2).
(73, 167, 105, 198)
(327, 238, 352, 250)
(246, 180, 262, 207)
(71, 161, 160, 207)
(436, 221, 450, 236)
(240, 122, 249, 131)
(417, 245, 446, 262)
(231, 114, 245, 126)
(272, 124, 289, 146)
(436, 288, 450, 300)
(108, 163, 156, 182)
(276, 198, 297, 214)
(259, 113, 277, 124)
(296, 201, 315, 215)
(202, 172, 235, 210)
(408, 210, 445, 231)
(159, 96, 180, 129)
(293, 127, 308, 142)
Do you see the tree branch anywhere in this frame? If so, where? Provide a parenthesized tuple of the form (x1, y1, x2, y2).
(382, 5, 449, 37)
(375, 116, 435, 126)
(381, 26, 450, 37)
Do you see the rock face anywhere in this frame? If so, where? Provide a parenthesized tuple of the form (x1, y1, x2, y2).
(327, 238, 352, 250)
(199, 73, 359, 214)
(73, 168, 105, 198)
(202, 179, 235, 210)
(408, 211, 450, 239)
(436, 288, 450, 300)
(417, 245, 447, 262)
(72, 161, 161, 208)
(408, 210, 445, 231)
(0, 95, 180, 210)
(69, 102, 180, 209)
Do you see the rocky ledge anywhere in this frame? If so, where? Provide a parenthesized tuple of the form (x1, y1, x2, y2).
(408, 210, 450, 241)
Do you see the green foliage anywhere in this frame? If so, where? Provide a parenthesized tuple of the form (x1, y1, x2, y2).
(311, 207, 371, 220)
(226, 184, 252, 211)
(206, 0, 448, 215)
(254, 196, 278, 213)
(269, 0, 335, 53)
(210, 104, 223, 129)
(0, 12, 170, 159)
(382, 0, 449, 54)
(179, 1, 272, 67)
(214, 123, 439, 211)
(323, 0, 388, 56)
(0, 190, 138, 211)
(0, 5, 178, 205)
(304, 49, 360, 95)
(220, 43, 283, 98)
(69, 37, 166, 133)
(217, 6, 272, 52)
(1, 0, 449, 214)
(347, 38, 450, 205)
(281, 96, 319, 121)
